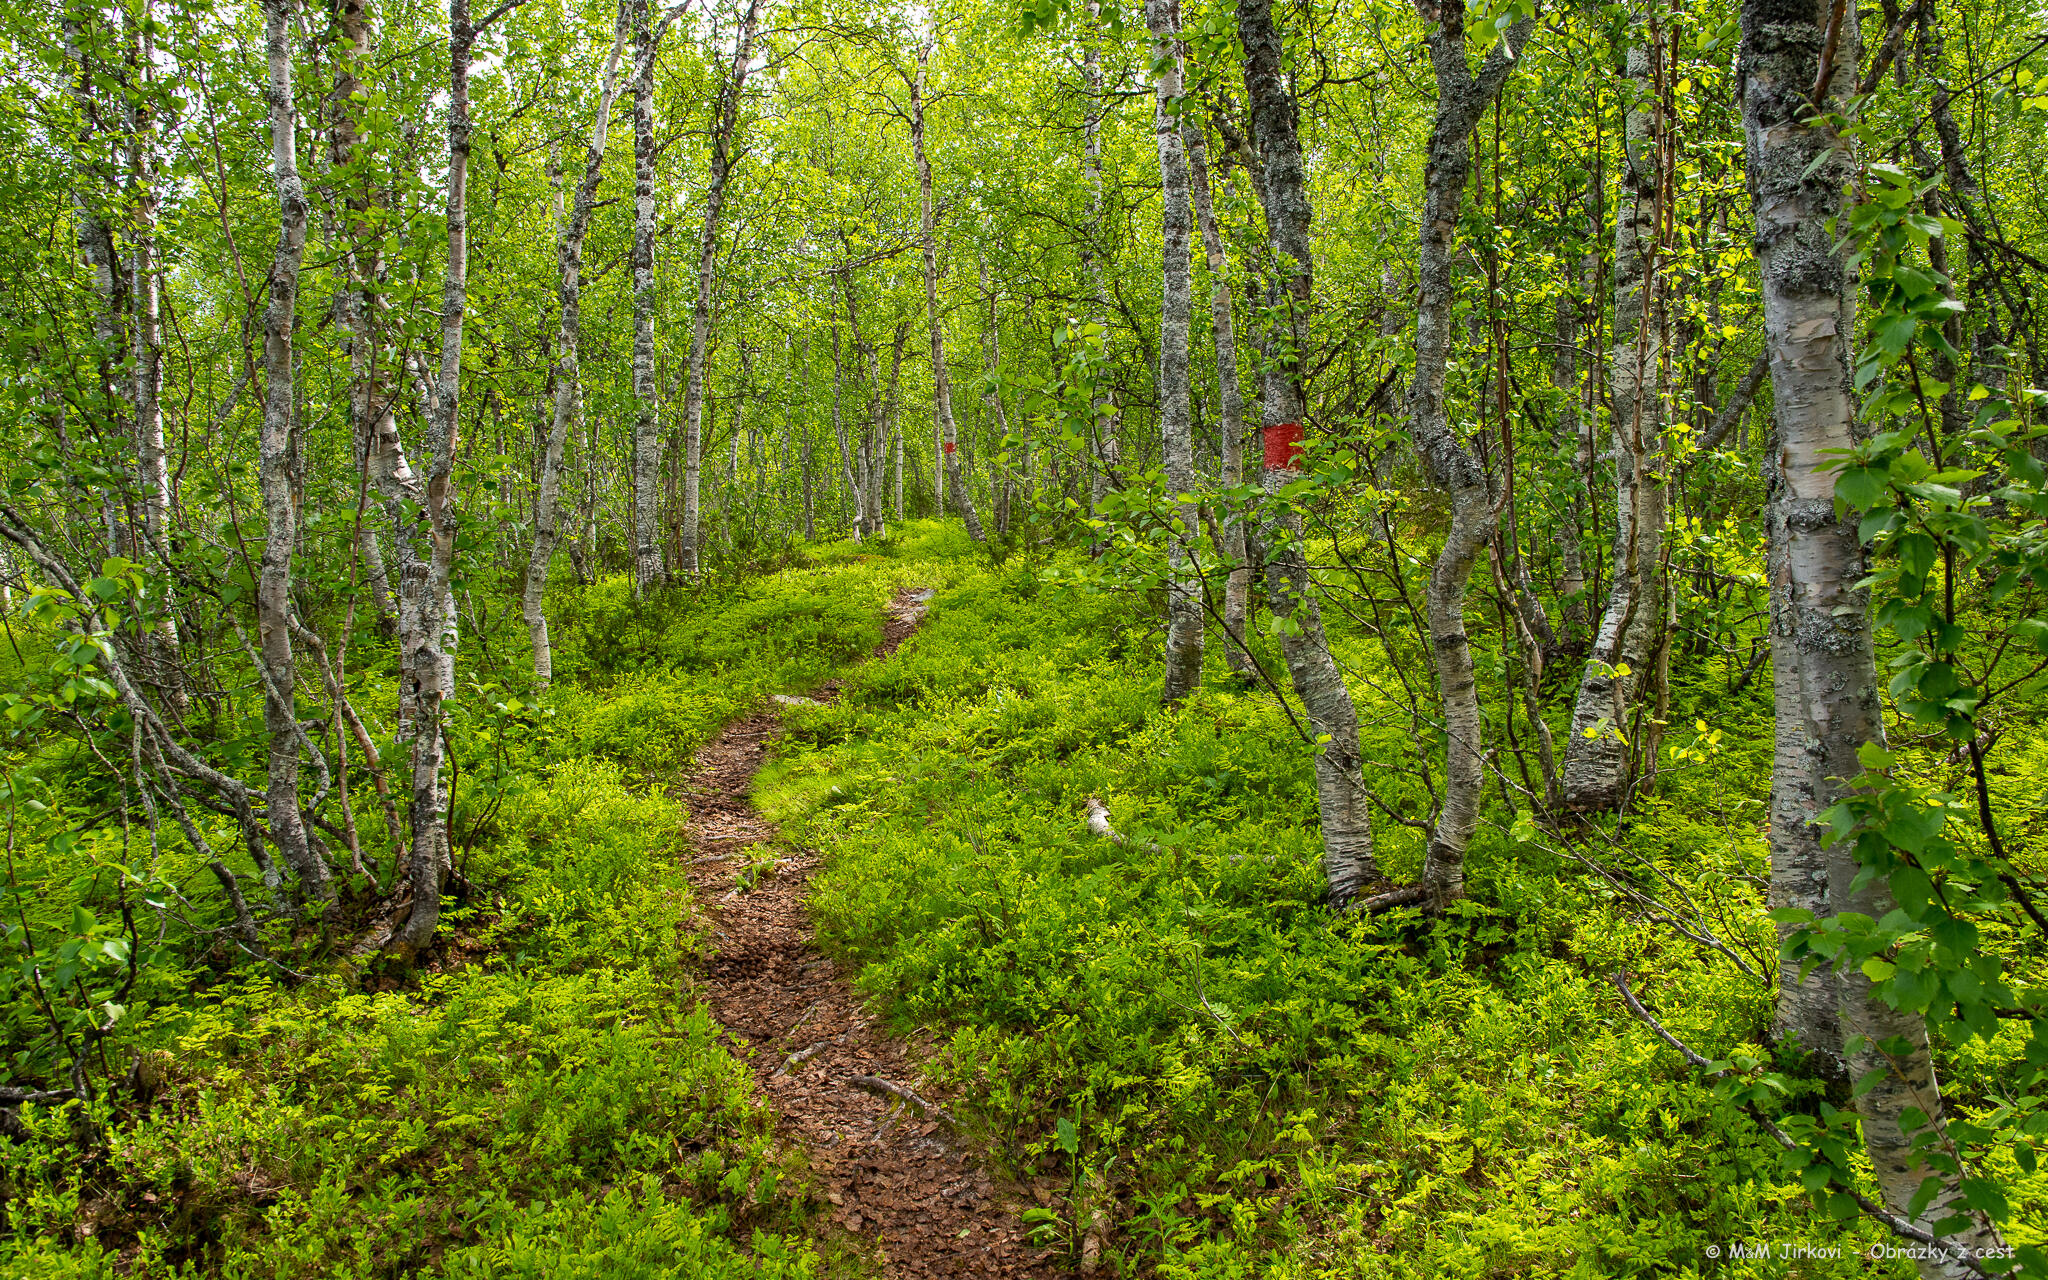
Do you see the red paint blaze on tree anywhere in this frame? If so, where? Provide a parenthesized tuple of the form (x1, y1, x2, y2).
(1263, 421, 1303, 471)
(943, 440, 956, 454)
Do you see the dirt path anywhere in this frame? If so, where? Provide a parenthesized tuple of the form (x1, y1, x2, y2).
(680, 588, 1055, 1278)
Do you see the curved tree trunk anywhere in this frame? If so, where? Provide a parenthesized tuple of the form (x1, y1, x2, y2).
(1404, 0, 1531, 908)
(1561, 25, 1667, 813)
(1150, 0, 1202, 706)
(1235, 0, 1376, 906)
(527, 4, 630, 688)
(911, 41, 983, 542)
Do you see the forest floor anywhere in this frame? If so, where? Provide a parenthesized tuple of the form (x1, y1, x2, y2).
(678, 586, 1055, 1279)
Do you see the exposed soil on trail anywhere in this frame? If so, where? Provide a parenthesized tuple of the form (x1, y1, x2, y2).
(680, 588, 1056, 1278)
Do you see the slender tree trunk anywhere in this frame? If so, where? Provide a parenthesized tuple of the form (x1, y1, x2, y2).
(1186, 111, 1253, 678)
(1080, 0, 1111, 544)
(892, 327, 906, 521)
(1742, 3, 2003, 1266)
(1561, 23, 1667, 812)
(1404, 0, 1531, 907)
(882, 323, 906, 535)
(798, 333, 815, 539)
(911, 42, 983, 541)
(829, 320, 860, 538)
(123, 0, 185, 718)
(395, 0, 480, 954)
(1553, 290, 1589, 646)
(1150, 0, 1202, 704)
(527, 7, 629, 688)
(254, 0, 330, 904)
(1236, 0, 1377, 906)
(979, 254, 1013, 536)
(630, 0, 663, 596)
(677, 0, 762, 573)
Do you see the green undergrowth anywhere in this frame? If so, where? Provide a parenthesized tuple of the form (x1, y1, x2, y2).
(0, 533, 967, 1278)
(757, 543, 2029, 1278)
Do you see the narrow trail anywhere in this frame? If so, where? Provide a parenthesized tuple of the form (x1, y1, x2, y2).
(680, 587, 1055, 1278)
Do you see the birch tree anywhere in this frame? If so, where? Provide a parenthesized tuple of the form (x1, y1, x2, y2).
(1560, 19, 1668, 812)
(1402, 0, 1531, 907)
(1185, 109, 1253, 678)
(630, 0, 663, 596)
(679, 0, 764, 574)
(1149, 0, 1201, 704)
(255, 0, 330, 903)
(1234, 0, 1377, 906)
(1739, 2, 2006, 1266)
(394, 0, 492, 954)
(911, 38, 983, 542)
(526, 3, 632, 687)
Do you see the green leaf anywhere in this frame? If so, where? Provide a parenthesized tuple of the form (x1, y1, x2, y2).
(1835, 466, 1889, 510)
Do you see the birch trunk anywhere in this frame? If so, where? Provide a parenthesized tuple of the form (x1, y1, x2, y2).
(798, 334, 815, 539)
(123, 0, 185, 717)
(1552, 290, 1589, 647)
(892, 328, 907, 520)
(1404, 0, 1531, 907)
(527, 7, 629, 688)
(1741, 3, 2004, 1265)
(1149, 0, 1202, 705)
(830, 321, 861, 538)
(330, 0, 399, 635)
(1186, 112, 1253, 678)
(395, 0, 480, 954)
(679, 0, 763, 574)
(911, 42, 983, 541)
(979, 254, 1012, 536)
(255, 0, 330, 904)
(1080, 0, 1108, 539)
(1561, 26, 1667, 812)
(630, 0, 663, 596)
(881, 323, 906, 537)
(1235, 0, 1376, 906)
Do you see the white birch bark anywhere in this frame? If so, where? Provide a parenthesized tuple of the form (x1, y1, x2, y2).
(394, 0, 481, 954)
(1561, 27, 1667, 812)
(679, 0, 763, 574)
(330, 0, 399, 635)
(1236, 0, 1377, 906)
(254, 0, 330, 903)
(1741, 3, 2004, 1265)
(527, 5, 630, 688)
(979, 254, 1012, 535)
(1149, 0, 1202, 705)
(1186, 112, 1253, 678)
(911, 41, 983, 541)
(123, 0, 185, 717)
(630, 0, 663, 596)
(1403, 0, 1531, 907)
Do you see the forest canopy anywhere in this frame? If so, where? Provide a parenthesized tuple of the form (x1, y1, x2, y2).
(3, 0, 2048, 1272)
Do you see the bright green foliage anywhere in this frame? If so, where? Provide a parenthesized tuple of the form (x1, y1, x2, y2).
(0, 565, 937, 1276)
(755, 540, 1988, 1276)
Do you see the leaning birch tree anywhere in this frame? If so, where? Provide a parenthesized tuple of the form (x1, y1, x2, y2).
(1402, 0, 1531, 907)
(1234, 0, 1377, 906)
